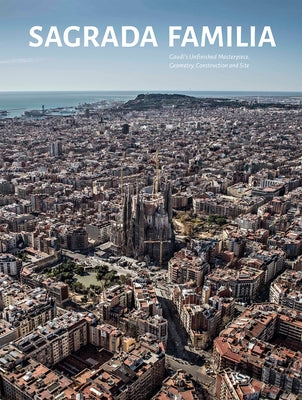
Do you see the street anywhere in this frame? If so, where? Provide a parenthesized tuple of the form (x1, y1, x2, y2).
(165, 354, 216, 398)
(64, 250, 216, 397)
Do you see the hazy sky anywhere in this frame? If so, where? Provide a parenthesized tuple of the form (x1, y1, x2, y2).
(0, 0, 301, 91)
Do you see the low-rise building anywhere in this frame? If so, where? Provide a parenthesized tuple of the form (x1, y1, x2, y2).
(0, 253, 21, 276)
(89, 321, 123, 352)
(216, 369, 283, 400)
(153, 370, 199, 400)
(2, 287, 56, 338)
(0, 358, 72, 400)
(21, 266, 69, 305)
(206, 266, 264, 303)
(214, 304, 302, 395)
(168, 249, 209, 286)
(14, 311, 88, 367)
(270, 269, 302, 311)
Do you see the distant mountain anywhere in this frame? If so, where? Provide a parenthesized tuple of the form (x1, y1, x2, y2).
(121, 93, 235, 110)
(119, 93, 300, 111)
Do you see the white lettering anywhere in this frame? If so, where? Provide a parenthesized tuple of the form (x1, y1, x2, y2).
(169, 26, 182, 47)
(63, 26, 80, 47)
(226, 26, 232, 47)
(237, 26, 248, 47)
(29, 26, 43, 47)
(140, 26, 158, 47)
(250, 26, 256, 47)
(45, 26, 62, 47)
(84, 26, 99, 47)
(122, 26, 139, 47)
(181, 26, 198, 47)
(101, 26, 118, 47)
(259, 26, 276, 47)
(201, 26, 223, 47)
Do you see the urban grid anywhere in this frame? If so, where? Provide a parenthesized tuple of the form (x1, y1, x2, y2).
(0, 93, 302, 400)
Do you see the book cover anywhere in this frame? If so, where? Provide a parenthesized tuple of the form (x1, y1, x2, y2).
(0, 2, 302, 400)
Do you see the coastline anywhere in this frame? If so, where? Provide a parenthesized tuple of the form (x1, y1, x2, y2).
(0, 90, 302, 118)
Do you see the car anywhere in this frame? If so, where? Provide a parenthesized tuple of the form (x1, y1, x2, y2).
(206, 369, 214, 374)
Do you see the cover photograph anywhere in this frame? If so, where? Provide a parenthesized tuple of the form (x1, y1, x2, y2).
(0, 1, 301, 400)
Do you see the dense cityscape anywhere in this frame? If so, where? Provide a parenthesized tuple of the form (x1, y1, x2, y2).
(0, 93, 302, 399)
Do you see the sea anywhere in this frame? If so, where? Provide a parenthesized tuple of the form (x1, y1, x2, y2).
(0, 90, 302, 118)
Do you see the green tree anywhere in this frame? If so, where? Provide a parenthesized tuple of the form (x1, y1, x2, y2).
(216, 216, 226, 226)
(81, 295, 88, 303)
(96, 264, 109, 281)
(72, 282, 84, 293)
(75, 265, 85, 276)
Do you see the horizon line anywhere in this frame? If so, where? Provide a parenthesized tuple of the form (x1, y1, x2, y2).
(1, 90, 302, 94)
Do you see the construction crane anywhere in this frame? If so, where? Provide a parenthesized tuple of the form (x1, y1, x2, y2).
(120, 152, 126, 203)
(144, 239, 171, 268)
(153, 149, 159, 197)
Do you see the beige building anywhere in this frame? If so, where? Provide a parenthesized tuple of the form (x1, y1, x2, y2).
(206, 266, 264, 303)
(14, 312, 88, 367)
(168, 249, 209, 286)
(2, 288, 56, 338)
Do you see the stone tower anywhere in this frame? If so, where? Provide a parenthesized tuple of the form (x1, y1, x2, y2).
(120, 184, 174, 266)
